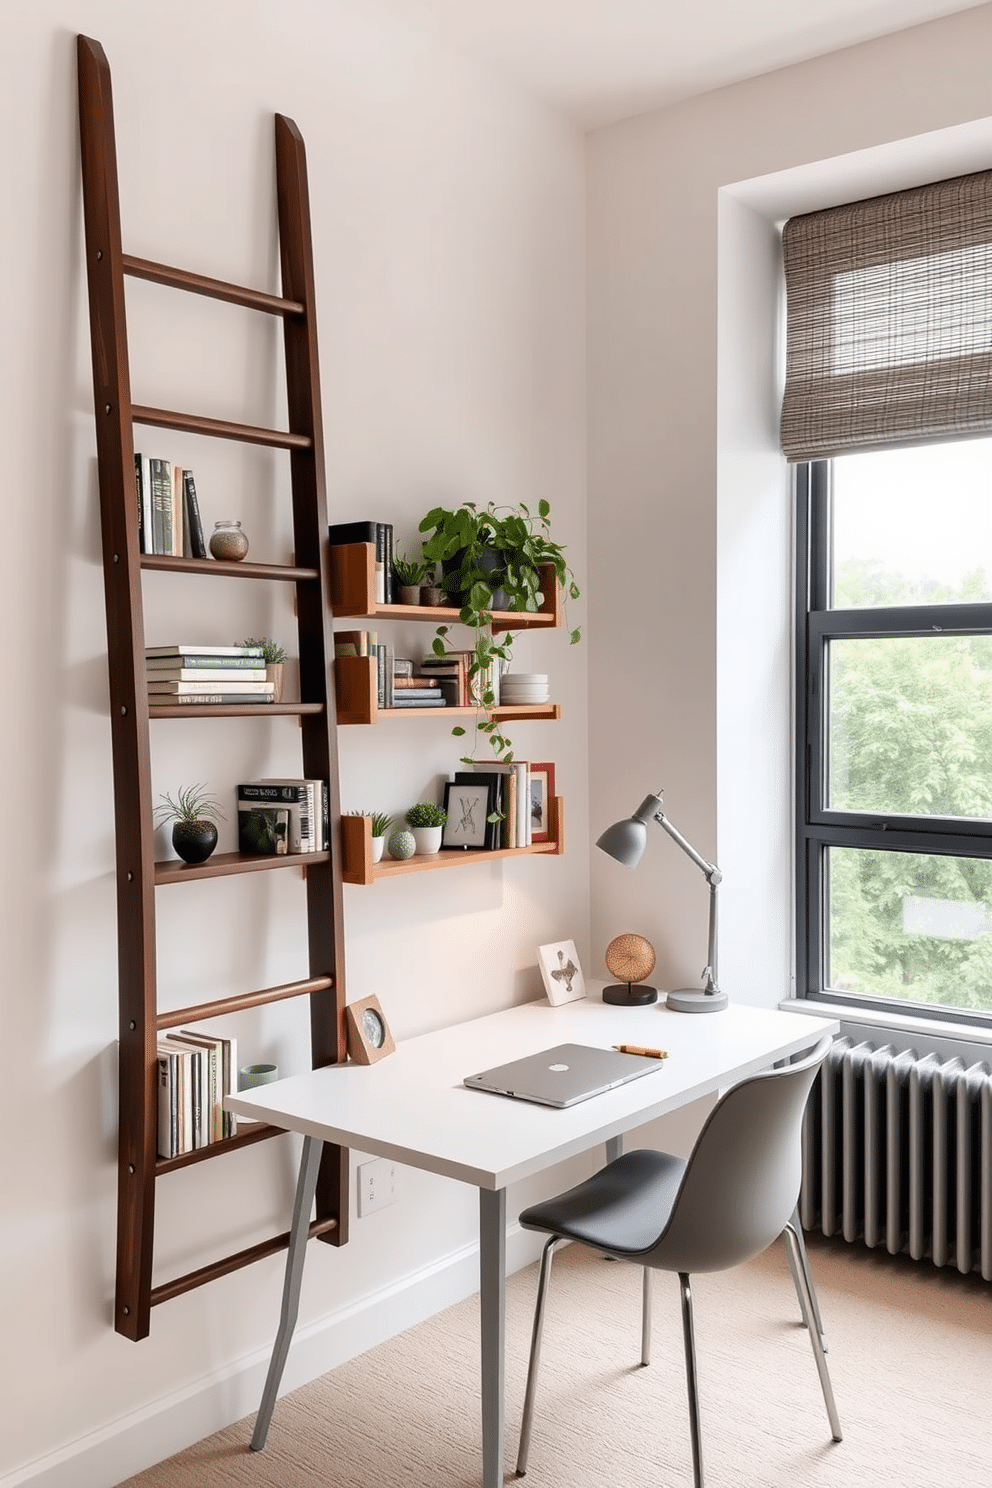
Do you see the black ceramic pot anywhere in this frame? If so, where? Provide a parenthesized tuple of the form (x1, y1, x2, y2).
(172, 819, 219, 865)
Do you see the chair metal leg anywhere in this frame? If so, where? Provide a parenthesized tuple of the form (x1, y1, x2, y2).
(783, 1223, 843, 1442)
(640, 1267, 652, 1366)
(783, 1206, 827, 1350)
(678, 1273, 704, 1488)
(516, 1236, 564, 1477)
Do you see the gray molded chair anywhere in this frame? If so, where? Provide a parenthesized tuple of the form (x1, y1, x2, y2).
(515, 1035, 841, 1487)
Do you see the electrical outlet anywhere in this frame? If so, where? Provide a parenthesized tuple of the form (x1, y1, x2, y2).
(357, 1157, 398, 1217)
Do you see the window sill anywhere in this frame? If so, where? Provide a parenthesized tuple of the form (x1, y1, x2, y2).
(779, 997, 992, 1053)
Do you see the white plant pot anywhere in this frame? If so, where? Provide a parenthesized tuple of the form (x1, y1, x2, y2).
(412, 825, 443, 855)
(370, 835, 385, 863)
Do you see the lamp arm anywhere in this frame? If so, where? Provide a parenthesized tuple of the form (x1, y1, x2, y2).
(652, 806, 722, 996)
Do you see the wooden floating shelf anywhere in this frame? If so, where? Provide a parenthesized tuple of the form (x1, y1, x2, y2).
(328, 543, 561, 630)
(333, 654, 561, 726)
(340, 799, 564, 885)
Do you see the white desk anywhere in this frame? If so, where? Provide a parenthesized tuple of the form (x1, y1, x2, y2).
(227, 994, 838, 1487)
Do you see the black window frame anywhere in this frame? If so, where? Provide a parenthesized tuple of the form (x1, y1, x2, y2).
(795, 457, 992, 1029)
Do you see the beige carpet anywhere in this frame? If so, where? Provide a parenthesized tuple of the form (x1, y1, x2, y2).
(120, 1234, 992, 1487)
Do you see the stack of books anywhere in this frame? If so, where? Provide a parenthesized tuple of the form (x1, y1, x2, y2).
(157, 1028, 238, 1158)
(237, 778, 329, 855)
(146, 644, 275, 706)
(421, 651, 501, 707)
(135, 455, 207, 557)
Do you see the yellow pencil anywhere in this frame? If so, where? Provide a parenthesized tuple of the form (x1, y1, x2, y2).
(613, 1044, 668, 1059)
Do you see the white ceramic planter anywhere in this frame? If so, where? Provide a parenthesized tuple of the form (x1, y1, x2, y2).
(412, 825, 443, 855)
(370, 835, 385, 863)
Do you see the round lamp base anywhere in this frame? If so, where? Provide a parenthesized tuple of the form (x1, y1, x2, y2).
(602, 983, 658, 1007)
(665, 988, 729, 1014)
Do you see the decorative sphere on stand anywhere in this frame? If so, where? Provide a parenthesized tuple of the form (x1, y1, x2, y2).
(603, 932, 658, 1006)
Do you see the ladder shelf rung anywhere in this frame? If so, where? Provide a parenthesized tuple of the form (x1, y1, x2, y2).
(149, 1217, 339, 1306)
(132, 404, 312, 450)
(122, 253, 305, 316)
(157, 974, 335, 1030)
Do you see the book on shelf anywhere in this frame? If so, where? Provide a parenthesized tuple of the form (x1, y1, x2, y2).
(146, 666, 268, 682)
(146, 678, 274, 694)
(171, 465, 185, 557)
(148, 456, 173, 555)
(169, 1028, 237, 1141)
(156, 1040, 200, 1156)
(255, 777, 325, 852)
(145, 644, 264, 659)
(392, 675, 440, 690)
(163, 1035, 207, 1148)
(182, 469, 207, 559)
(156, 1042, 179, 1158)
(389, 694, 448, 707)
(146, 655, 267, 672)
(151, 693, 276, 706)
(134, 452, 152, 559)
(327, 521, 393, 604)
(393, 657, 414, 678)
(419, 653, 470, 706)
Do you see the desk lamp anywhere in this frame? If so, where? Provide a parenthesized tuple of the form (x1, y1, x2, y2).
(596, 791, 728, 1014)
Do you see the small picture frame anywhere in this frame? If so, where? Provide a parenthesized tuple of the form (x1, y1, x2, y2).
(529, 762, 556, 843)
(345, 994, 396, 1065)
(538, 939, 586, 1006)
(442, 778, 494, 850)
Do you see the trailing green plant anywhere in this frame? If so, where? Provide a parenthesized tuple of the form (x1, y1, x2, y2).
(154, 784, 226, 825)
(418, 498, 580, 761)
(237, 636, 287, 665)
(352, 810, 393, 838)
(405, 801, 448, 828)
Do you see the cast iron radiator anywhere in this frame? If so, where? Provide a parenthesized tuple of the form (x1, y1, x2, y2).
(800, 1036, 992, 1278)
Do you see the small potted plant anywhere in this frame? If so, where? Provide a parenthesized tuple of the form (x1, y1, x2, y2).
(154, 784, 226, 865)
(362, 810, 393, 864)
(392, 551, 433, 605)
(405, 800, 448, 855)
(238, 636, 287, 703)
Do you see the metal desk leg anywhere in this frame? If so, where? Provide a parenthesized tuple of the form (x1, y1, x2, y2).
(251, 1135, 323, 1451)
(479, 1187, 507, 1488)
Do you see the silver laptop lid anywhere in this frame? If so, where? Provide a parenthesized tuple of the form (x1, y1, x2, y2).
(463, 1043, 664, 1108)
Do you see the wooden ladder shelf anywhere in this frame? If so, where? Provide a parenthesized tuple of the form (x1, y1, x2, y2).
(77, 34, 349, 1341)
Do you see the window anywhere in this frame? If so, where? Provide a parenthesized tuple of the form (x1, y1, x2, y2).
(796, 441, 992, 1022)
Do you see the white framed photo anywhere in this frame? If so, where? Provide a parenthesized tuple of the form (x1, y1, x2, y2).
(538, 939, 586, 1006)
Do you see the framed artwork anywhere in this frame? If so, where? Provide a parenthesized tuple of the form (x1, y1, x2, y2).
(442, 778, 494, 849)
(346, 994, 396, 1065)
(529, 762, 556, 843)
(538, 939, 585, 1006)
(455, 771, 503, 849)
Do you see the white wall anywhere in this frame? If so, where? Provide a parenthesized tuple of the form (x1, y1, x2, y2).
(0, 4, 588, 1483)
(587, 3, 992, 1003)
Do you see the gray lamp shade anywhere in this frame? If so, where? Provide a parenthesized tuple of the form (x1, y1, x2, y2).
(596, 816, 647, 868)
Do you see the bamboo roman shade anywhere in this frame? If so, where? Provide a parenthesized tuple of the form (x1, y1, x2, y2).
(780, 170, 992, 461)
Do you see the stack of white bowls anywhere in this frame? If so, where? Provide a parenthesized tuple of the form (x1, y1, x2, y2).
(499, 671, 550, 705)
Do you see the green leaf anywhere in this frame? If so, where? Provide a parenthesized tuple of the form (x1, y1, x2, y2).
(538, 498, 550, 519)
(569, 628, 581, 645)
(451, 726, 466, 737)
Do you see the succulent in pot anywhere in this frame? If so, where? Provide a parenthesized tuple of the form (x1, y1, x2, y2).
(154, 784, 226, 865)
(353, 810, 393, 864)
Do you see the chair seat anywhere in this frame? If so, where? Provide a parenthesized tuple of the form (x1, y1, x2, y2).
(519, 1149, 687, 1257)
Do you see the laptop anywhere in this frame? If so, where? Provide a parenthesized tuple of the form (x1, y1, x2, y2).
(463, 1043, 665, 1108)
